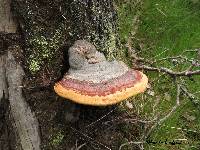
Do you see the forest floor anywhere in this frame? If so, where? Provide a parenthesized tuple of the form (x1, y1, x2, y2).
(118, 0, 200, 149)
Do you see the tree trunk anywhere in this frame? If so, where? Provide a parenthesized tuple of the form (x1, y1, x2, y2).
(1, 0, 120, 149)
(11, 0, 118, 86)
(0, 0, 41, 149)
(0, 0, 16, 33)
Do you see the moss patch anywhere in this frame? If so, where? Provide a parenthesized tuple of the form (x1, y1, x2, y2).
(116, 0, 200, 149)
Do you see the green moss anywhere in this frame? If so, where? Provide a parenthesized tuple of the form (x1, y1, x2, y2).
(103, 22, 118, 60)
(27, 28, 63, 74)
(117, 1, 142, 44)
(28, 57, 41, 72)
(115, 0, 143, 65)
(50, 131, 64, 147)
(117, 0, 200, 149)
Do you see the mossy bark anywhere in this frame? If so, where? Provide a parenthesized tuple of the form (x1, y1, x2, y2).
(1, 0, 41, 148)
(12, 0, 118, 86)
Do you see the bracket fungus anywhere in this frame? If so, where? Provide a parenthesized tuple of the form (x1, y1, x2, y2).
(54, 40, 148, 106)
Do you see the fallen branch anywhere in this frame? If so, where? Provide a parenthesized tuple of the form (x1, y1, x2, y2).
(118, 83, 185, 150)
(180, 86, 200, 111)
(1, 50, 41, 149)
(129, 45, 200, 77)
(6, 51, 41, 150)
(134, 65, 200, 76)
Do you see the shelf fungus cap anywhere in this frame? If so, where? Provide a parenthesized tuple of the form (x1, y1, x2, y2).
(54, 61, 148, 106)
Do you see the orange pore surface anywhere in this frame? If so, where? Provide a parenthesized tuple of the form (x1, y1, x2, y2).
(54, 70, 148, 106)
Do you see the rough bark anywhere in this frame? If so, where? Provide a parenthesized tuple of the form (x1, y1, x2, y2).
(0, 0, 120, 149)
(6, 51, 41, 150)
(0, 55, 8, 101)
(68, 0, 118, 57)
(0, 0, 17, 33)
(11, 0, 118, 87)
(0, 0, 41, 149)
(0, 54, 9, 150)
(0, 51, 41, 150)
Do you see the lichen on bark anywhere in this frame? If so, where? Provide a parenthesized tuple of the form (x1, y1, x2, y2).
(12, 0, 119, 85)
(27, 28, 63, 72)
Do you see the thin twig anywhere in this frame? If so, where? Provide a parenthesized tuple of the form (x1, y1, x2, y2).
(119, 141, 144, 150)
(156, 7, 167, 17)
(152, 55, 199, 65)
(85, 107, 116, 128)
(104, 116, 157, 125)
(182, 48, 200, 53)
(180, 86, 200, 110)
(73, 140, 86, 150)
(144, 84, 181, 140)
(134, 65, 200, 76)
(128, 46, 200, 76)
(123, 117, 157, 124)
(70, 127, 111, 150)
(131, 55, 153, 64)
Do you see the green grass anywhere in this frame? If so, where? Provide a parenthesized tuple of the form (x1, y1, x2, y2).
(117, 0, 200, 149)
(139, 0, 200, 56)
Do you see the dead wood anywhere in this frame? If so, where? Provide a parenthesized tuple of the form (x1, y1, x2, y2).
(0, 0, 41, 148)
(5, 51, 41, 150)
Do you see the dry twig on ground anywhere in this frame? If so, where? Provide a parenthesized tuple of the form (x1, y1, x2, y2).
(143, 84, 181, 140)
(129, 47, 200, 77)
(134, 65, 200, 76)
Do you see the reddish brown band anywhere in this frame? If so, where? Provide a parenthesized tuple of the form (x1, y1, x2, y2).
(59, 70, 142, 96)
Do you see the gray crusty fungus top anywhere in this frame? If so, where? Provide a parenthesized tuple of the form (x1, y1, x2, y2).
(68, 60, 129, 83)
(67, 40, 130, 83)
